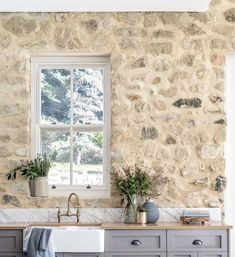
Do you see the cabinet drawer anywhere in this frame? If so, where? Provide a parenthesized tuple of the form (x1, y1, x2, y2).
(106, 230, 166, 252)
(167, 230, 227, 252)
(198, 253, 228, 257)
(55, 254, 64, 257)
(0, 254, 22, 257)
(106, 253, 166, 257)
(167, 253, 197, 257)
(0, 230, 23, 253)
(64, 254, 104, 257)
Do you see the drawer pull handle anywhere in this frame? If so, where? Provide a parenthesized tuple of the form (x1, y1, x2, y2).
(131, 240, 141, 246)
(192, 239, 203, 246)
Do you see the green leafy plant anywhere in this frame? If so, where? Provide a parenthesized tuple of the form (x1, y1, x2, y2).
(113, 163, 169, 207)
(92, 132, 103, 148)
(6, 154, 51, 181)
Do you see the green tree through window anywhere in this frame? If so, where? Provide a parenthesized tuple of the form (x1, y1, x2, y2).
(40, 67, 105, 186)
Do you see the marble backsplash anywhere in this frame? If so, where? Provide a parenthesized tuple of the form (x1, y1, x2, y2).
(0, 208, 221, 224)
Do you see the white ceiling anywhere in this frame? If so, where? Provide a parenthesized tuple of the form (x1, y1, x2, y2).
(0, 0, 211, 12)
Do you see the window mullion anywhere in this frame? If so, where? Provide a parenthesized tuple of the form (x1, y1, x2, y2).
(39, 124, 71, 131)
(72, 124, 104, 132)
(70, 69, 74, 186)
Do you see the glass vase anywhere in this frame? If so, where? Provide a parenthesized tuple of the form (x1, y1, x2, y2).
(124, 194, 137, 224)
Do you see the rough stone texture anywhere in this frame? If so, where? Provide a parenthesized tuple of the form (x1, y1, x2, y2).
(215, 176, 227, 192)
(83, 20, 98, 32)
(165, 135, 177, 145)
(159, 87, 177, 98)
(181, 163, 199, 176)
(131, 57, 146, 68)
(2, 17, 37, 36)
(224, 8, 235, 22)
(0, 147, 10, 157)
(209, 158, 225, 173)
(153, 29, 174, 38)
(0, 1, 233, 208)
(198, 145, 224, 160)
(2, 194, 21, 207)
(193, 177, 210, 187)
(185, 191, 208, 208)
(141, 127, 158, 140)
(175, 148, 190, 163)
(183, 23, 205, 36)
(214, 119, 226, 124)
(173, 98, 202, 108)
(146, 42, 173, 56)
(210, 96, 223, 103)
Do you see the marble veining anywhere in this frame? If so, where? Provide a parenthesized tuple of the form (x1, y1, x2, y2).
(0, 208, 221, 223)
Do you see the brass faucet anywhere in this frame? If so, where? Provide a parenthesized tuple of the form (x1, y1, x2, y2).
(57, 193, 80, 223)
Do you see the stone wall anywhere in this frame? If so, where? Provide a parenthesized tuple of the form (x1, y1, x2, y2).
(0, 0, 234, 209)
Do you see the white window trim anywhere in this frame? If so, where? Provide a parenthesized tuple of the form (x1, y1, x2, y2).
(31, 55, 111, 198)
(225, 54, 235, 255)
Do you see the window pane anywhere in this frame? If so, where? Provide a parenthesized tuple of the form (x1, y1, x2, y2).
(73, 132, 103, 185)
(73, 68, 104, 125)
(41, 131, 70, 185)
(41, 69, 71, 124)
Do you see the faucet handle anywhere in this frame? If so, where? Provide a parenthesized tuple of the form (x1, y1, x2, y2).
(76, 209, 80, 223)
(57, 207, 62, 223)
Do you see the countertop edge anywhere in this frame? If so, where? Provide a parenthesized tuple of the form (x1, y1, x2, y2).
(0, 222, 232, 230)
(101, 223, 233, 230)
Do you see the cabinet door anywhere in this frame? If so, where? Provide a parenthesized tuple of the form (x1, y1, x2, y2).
(0, 254, 22, 257)
(167, 253, 197, 257)
(0, 230, 23, 252)
(55, 254, 64, 257)
(106, 253, 166, 257)
(198, 253, 228, 257)
(64, 254, 104, 257)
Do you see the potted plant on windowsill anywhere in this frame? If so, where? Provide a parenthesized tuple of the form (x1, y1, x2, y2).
(6, 154, 51, 197)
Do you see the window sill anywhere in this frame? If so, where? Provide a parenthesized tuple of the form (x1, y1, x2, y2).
(48, 187, 111, 199)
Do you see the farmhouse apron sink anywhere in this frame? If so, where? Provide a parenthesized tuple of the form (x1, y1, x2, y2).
(25, 226, 105, 253)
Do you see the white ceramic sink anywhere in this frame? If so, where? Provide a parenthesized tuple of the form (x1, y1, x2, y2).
(52, 226, 104, 253)
(25, 226, 105, 253)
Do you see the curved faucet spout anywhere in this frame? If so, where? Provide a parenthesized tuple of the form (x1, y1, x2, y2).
(57, 192, 80, 223)
(67, 193, 80, 215)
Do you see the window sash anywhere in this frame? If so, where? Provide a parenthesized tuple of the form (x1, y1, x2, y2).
(31, 56, 111, 195)
(40, 125, 104, 186)
(39, 66, 105, 126)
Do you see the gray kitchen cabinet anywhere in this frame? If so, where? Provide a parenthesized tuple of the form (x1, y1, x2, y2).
(167, 253, 197, 257)
(105, 230, 166, 257)
(0, 254, 23, 257)
(0, 230, 23, 253)
(55, 254, 64, 257)
(64, 254, 104, 257)
(0, 227, 231, 257)
(105, 229, 230, 257)
(167, 230, 228, 252)
(106, 253, 166, 257)
(105, 230, 166, 252)
(198, 253, 228, 257)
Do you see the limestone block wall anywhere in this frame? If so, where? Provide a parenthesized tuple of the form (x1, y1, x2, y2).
(0, 0, 234, 209)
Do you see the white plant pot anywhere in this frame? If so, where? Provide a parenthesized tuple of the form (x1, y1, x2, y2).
(34, 177, 48, 197)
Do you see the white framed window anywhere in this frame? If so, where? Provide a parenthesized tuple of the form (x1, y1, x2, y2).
(31, 55, 111, 198)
